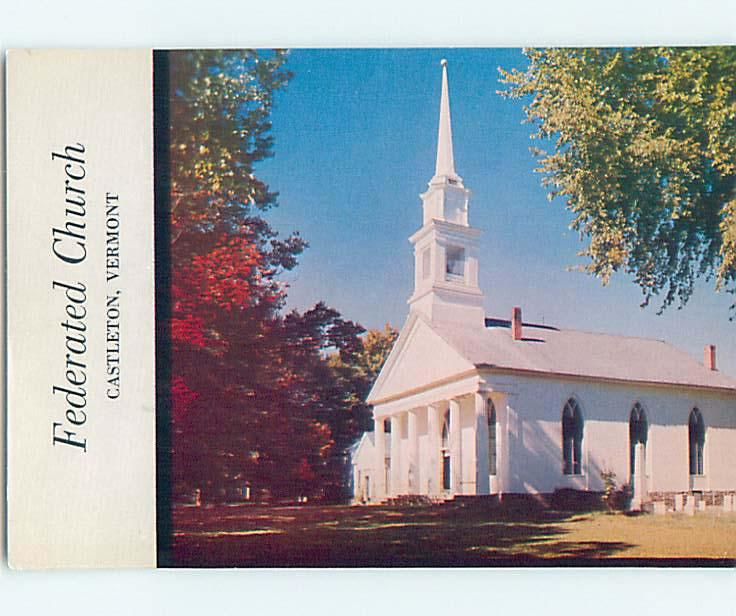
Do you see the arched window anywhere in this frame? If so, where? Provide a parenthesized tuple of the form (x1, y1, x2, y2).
(689, 407, 705, 476)
(441, 411, 451, 491)
(629, 402, 648, 476)
(562, 398, 584, 475)
(487, 399, 497, 476)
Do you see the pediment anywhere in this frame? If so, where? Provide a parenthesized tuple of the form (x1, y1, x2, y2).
(351, 432, 374, 464)
(367, 313, 474, 404)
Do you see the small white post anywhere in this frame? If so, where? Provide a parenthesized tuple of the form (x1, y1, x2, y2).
(685, 495, 695, 516)
(630, 442, 646, 510)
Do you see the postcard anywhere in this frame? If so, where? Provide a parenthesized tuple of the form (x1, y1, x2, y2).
(6, 47, 736, 569)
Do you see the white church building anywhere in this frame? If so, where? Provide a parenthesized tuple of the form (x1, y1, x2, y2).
(351, 60, 736, 512)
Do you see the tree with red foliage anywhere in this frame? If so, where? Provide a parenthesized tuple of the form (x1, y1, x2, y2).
(168, 50, 374, 504)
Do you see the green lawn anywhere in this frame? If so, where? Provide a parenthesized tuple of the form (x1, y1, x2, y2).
(169, 502, 736, 567)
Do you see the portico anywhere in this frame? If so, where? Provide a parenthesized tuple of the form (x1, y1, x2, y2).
(371, 384, 507, 500)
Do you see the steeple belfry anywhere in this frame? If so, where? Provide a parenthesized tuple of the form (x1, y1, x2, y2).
(408, 60, 485, 329)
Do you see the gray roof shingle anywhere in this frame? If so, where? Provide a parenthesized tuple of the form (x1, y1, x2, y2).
(431, 319, 736, 391)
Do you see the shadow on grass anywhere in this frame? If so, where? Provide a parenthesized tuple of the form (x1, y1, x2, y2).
(169, 503, 657, 567)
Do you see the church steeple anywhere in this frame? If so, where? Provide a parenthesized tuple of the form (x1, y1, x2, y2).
(419, 60, 470, 227)
(408, 60, 485, 329)
(433, 59, 460, 184)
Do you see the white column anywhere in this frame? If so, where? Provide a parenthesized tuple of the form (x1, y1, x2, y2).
(474, 391, 490, 495)
(353, 465, 360, 502)
(496, 393, 510, 498)
(374, 416, 386, 500)
(401, 413, 410, 494)
(427, 404, 441, 497)
(449, 398, 463, 495)
(390, 414, 401, 496)
(408, 410, 419, 494)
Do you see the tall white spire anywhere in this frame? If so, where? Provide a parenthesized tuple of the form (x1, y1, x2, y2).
(409, 59, 485, 329)
(433, 59, 460, 184)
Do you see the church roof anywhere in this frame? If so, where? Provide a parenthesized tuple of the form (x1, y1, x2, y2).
(351, 431, 391, 460)
(430, 318, 736, 392)
(369, 60, 736, 402)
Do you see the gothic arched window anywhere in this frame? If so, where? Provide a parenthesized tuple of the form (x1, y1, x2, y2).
(441, 411, 451, 491)
(487, 399, 497, 476)
(688, 407, 705, 476)
(629, 402, 648, 476)
(562, 398, 584, 475)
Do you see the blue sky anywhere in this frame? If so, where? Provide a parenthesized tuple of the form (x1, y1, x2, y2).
(259, 48, 735, 377)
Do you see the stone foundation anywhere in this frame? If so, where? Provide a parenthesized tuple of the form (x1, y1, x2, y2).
(374, 489, 736, 514)
(647, 491, 736, 514)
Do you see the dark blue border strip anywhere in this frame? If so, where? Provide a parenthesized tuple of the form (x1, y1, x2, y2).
(153, 49, 173, 567)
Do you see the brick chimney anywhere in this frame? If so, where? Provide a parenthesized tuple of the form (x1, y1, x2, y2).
(512, 306, 522, 341)
(704, 344, 717, 371)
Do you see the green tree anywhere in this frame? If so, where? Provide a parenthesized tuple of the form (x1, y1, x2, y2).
(501, 47, 736, 313)
(169, 49, 305, 283)
(327, 325, 399, 440)
(168, 50, 377, 504)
